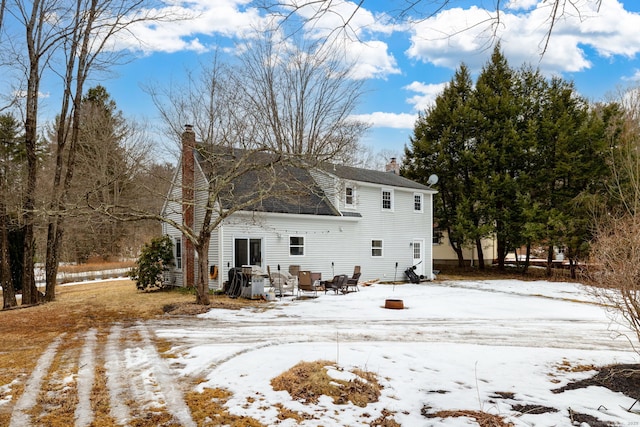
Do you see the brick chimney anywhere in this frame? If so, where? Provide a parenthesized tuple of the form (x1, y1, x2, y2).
(385, 157, 400, 175)
(181, 124, 195, 287)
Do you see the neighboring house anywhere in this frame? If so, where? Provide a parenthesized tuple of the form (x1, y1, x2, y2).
(161, 125, 436, 289)
(432, 228, 497, 267)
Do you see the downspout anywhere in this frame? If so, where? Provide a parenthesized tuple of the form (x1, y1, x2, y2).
(218, 223, 224, 290)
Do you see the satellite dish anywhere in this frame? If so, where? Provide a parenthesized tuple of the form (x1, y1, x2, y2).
(427, 174, 439, 187)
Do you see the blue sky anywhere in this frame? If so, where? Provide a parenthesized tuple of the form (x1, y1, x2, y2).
(38, 0, 640, 163)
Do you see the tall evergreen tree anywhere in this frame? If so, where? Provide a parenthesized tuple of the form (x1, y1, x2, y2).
(404, 64, 492, 267)
(0, 114, 22, 308)
(512, 66, 549, 271)
(472, 45, 524, 269)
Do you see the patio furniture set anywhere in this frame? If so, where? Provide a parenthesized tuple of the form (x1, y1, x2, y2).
(267, 265, 361, 298)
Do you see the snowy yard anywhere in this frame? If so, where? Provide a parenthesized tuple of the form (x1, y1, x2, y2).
(3, 278, 639, 426)
(162, 279, 638, 426)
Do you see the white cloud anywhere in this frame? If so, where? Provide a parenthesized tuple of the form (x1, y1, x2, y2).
(505, 0, 539, 11)
(622, 69, 640, 81)
(350, 112, 417, 129)
(108, 0, 266, 54)
(345, 40, 400, 79)
(404, 81, 447, 111)
(292, 0, 396, 40)
(404, 0, 640, 76)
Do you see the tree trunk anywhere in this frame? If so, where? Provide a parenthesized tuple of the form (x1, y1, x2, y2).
(496, 235, 506, 271)
(20, 0, 45, 306)
(569, 258, 577, 279)
(1, 204, 17, 309)
(546, 244, 554, 277)
(447, 230, 466, 267)
(475, 237, 485, 270)
(45, 0, 91, 302)
(44, 220, 64, 301)
(195, 238, 211, 305)
(22, 92, 40, 306)
(522, 243, 531, 275)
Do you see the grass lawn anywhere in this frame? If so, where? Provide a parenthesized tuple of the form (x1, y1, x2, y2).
(0, 279, 270, 426)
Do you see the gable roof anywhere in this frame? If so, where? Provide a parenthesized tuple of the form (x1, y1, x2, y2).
(194, 148, 339, 216)
(191, 146, 431, 217)
(320, 163, 433, 191)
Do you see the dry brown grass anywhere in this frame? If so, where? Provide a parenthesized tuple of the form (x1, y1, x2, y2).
(184, 388, 265, 426)
(434, 265, 579, 282)
(0, 279, 265, 426)
(271, 360, 382, 407)
(423, 408, 514, 427)
(57, 259, 136, 273)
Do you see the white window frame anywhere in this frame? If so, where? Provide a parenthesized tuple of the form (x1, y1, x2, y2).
(345, 185, 356, 208)
(414, 193, 423, 213)
(381, 188, 394, 211)
(175, 236, 182, 270)
(371, 239, 383, 257)
(289, 235, 305, 257)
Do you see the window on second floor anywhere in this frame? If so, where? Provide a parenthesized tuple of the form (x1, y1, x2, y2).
(289, 236, 305, 256)
(381, 189, 393, 211)
(345, 186, 355, 207)
(414, 193, 423, 212)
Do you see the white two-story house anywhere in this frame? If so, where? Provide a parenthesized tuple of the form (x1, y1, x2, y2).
(161, 125, 436, 289)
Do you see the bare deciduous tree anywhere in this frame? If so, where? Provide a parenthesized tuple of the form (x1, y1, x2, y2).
(236, 29, 368, 162)
(135, 33, 369, 305)
(587, 87, 640, 354)
(1, 0, 180, 306)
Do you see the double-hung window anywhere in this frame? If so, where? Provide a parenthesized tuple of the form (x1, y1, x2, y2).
(371, 239, 383, 257)
(414, 193, 423, 212)
(345, 186, 355, 207)
(289, 236, 305, 256)
(175, 237, 182, 269)
(381, 189, 393, 211)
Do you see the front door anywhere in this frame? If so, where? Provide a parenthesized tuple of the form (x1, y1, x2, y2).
(412, 239, 424, 277)
(234, 238, 263, 267)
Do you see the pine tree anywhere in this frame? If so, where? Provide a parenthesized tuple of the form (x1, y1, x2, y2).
(472, 45, 524, 269)
(404, 64, 491, 267)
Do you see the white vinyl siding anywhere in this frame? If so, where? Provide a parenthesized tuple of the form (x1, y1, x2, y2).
(164, 161, 435, 286)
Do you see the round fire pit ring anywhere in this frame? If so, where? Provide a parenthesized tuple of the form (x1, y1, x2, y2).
(384, 299, 404, 310)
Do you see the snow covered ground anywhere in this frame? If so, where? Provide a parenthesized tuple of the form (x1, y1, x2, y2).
(4, 278, 639, 426)
(153, 279, 639, 426)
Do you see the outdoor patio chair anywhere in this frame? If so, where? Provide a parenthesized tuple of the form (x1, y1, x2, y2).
(267, 265, 297, 297)
(288, 264, 300, 278)
(343, 266, 361, 293)
(322, 274, 347, 294)
(297, 270, 322, 298)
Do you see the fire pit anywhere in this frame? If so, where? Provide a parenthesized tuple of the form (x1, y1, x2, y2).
(384, 299, 404, 310)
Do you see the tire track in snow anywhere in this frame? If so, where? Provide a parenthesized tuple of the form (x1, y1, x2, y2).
(9, 334, 65, 427)
(104, 324, 132, 425)
(75, 328, 97, 427)
(134, 324, 196, 427)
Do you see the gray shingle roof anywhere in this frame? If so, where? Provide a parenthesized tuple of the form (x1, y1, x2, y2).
(320, 163, 432, 191)
(193, 146, 430, 216)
